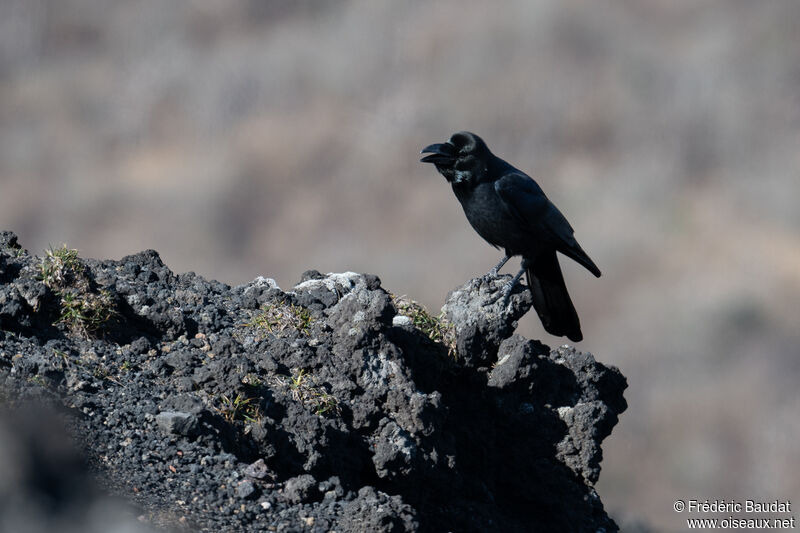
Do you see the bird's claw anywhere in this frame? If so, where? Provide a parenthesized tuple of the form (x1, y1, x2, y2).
(499, 281, 514, 308)
(485, 280, 514, 309)
(479, 268, 499, 284)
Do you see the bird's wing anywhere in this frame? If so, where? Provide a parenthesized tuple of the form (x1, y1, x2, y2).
(494, 172, 601, 277)
(493, 172, 572, 241)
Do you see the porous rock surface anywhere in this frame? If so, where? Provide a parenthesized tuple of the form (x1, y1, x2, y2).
(0, 231, 626, 532)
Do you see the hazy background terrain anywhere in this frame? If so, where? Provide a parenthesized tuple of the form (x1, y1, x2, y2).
(2, 0, 799, 530)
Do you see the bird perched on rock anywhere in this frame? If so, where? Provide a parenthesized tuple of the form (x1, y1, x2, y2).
(420, 131, 600, 342)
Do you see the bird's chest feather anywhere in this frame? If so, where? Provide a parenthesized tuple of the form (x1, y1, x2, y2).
(453, 182, 523, 249)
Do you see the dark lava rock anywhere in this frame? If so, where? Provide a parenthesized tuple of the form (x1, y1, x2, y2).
(235, 479, 257, 500)
(0, 231, 627, 532)
(155, 410, 199, 437)
(441, 274, 533, 368)
(243, 458, 271, 480)
(284, 474, 318, 503)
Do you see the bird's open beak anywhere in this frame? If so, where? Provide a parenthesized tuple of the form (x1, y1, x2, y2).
(420, 142, 455, 164)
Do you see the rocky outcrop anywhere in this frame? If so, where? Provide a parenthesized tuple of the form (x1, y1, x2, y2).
(0, 231, 626, 532)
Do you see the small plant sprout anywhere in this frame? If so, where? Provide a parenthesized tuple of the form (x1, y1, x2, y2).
(286, 368, 341, 417)
(216, 393, 262, 423)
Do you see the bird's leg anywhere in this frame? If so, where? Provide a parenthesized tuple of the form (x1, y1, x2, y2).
(482, 255, 510, 281)
(500, 258, 530, 307)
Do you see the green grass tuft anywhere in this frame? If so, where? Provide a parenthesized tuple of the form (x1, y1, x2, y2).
(215, 393, 262, 423)
(243, 301, 313, 336)
(392, 295, 457, 358)
(57, 288, 117, 336)
(39, 245, 83, 288)
(38, 245, 118, 337)
(283, 368, 341, 417)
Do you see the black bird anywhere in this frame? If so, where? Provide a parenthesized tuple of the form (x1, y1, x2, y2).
(420, 131, 601, 342)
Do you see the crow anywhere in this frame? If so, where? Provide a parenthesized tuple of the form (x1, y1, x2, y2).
(421, 131, 601, 342)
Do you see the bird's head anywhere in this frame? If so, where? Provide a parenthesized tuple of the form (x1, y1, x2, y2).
(420, 131, 491, 185)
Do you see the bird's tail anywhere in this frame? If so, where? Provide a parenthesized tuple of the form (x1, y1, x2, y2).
(526, 252, 583, 342)
(560, 241, 602, 278)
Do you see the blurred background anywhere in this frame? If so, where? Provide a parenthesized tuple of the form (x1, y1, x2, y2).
(1, 0, 799, 530)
